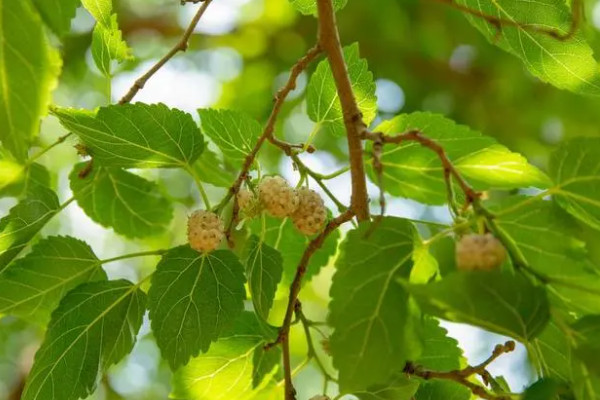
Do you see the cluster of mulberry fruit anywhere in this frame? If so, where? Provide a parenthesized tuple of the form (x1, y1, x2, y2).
(187, 176, 327, 253)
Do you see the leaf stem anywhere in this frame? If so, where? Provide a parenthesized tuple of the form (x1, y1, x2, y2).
(26, 133, 73, 167)
(186, 165, 211, 209)
(100, 249, 167, 264)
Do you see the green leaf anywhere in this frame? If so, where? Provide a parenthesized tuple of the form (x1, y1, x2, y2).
(410, 270, 550, 342)
(0, 1, 61, 161)
(415, 381, 470, 400)
(0, 185, 60, 272)
(522, 379, 562, 400)
(52, 103, 203, 168)
(492, 196, 600, 314)
(244, 235, 283, 320)
(549, 137, 600, 231)
(0, 158, 50, 199)
(417, 317, 463, 371)
(288, 0, 348, 16)
(571, 316, 600, 377)
(171, 311, 277, 399)
(81, 0, 112, 27)
(197, 109, 262, 167)
(369, 113, 551, 204)
(31, 0, 80, 36)
(0, 236, 107, 323)
(456, 0, 600, 96)
(148, 246, 246, 369)
(22, 279, 146, 400)
(353, 375, 420, 400)
(307, 43, 377, 136)
(91, 14, 133, 77)
(250, 215, 339, 283)
(411, 233, 440, 284)
(329, 217, 422, 393)
(252, 345, 281, 389)
(194, 148, 235, 188)
(69, 163, 173, 238)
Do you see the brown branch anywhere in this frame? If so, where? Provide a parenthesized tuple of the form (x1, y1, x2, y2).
(218, 45, 323, 245)
(267, 209, 355, 400)
(316, 0, 370, 221)
(118, 0, 213, 104)
(404, 341, 516, 400)
(363, 130, 481, 209)
(434, 0, 582, 42)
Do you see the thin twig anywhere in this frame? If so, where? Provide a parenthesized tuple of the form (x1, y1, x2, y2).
(118, 0, 214, 104)
(291, 154, 348, 212)
(268, 209, 355, 400)
(217, 45, 323, 245)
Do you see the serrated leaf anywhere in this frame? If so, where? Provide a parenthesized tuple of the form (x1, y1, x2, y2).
(550, 137, 600, 231)
(81, 0, 112, 27)
(0, 1, 61, 161)
(148, 246, 246, 369)
(69, 163, 173, 238)
(22, 279, 146, 400)
(31, 0, 79, 37)
(415, 381, 470, 400)
(194, 148, 235, 188)
(410, 270, 550, 342)
(329, 217, 422, 393)
(197, 109, 262, 167)
(91, 14, 133, 77)
(288, 0, 348, 15)
(0, 236, 107, 323)
(417, 317, 462, 371)
(171, 311, 277, 400)
(0, 185, 60, 272)
(492, 196, 600, 314)
(245, 235, 283, 320)
(353, 374, 420, 400)
(250, 215, 339, 283)
(52, 103, 203, 168)
(456, 0, 600, 96)
(252, 345, 281, 389)
(307, 43, 377, 136)
(369, 112, 551, 204)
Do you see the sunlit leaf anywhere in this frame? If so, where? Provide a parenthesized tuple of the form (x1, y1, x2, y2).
(369, 112, 551, 204)
(0, 185, 60, 272)
(288, 0, 347, 15)
(69, 163, 173, 238)
(307, 43, 377, 136)
(81, 0, 112, 27)
(330, 217, 421, 392)
(91, 14, 133, 77)
(22, 279, 146, 400)
(148, 246, 246, 369)
(410, 270, 550, 342)
(0, 236, 107, 323)
(550, 137, 600, 231)
(353, 375, 420, 400)
(0, 1, 61, 161)
(52, 103, 204, 168)
(31, 0, 79, 36)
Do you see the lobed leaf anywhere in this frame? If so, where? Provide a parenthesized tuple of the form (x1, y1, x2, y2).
(148, 246, 246, 369)
(307, 43, 377, 136)
(369, 112, 551, 204)
(329, 217, 422, 393)
(69, 163, 173, 238)
(549, 137, 600, 231)
(0, 236, 107, 323)
(410, 270, 550, 342)
(22, 279, 146, 400)
(52, 103, 204, 168)
(0, 0, 61, 161)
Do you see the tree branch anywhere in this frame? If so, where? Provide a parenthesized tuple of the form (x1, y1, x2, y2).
(118, 0, 214, 104)
(217, 45, 323, 245)
(316, 0, 370, 221)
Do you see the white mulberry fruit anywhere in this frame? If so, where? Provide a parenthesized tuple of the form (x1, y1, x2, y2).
(258, 176, 298, 218)
(291, 188, 327, 235)
(456, 233, 506, 271)
(187, 210, 224, 253)
(237, 189, 262, 218)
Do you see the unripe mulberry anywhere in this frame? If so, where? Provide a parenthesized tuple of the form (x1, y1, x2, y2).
(187, 210, 224, 253)
(237, 189, 262, 218)
(291, 188, 326, 235)
(456, 233, 506, 271)
(258, 176, 298, 218)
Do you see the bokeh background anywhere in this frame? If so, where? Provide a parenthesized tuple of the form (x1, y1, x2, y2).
(2, 0, 600, 398)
